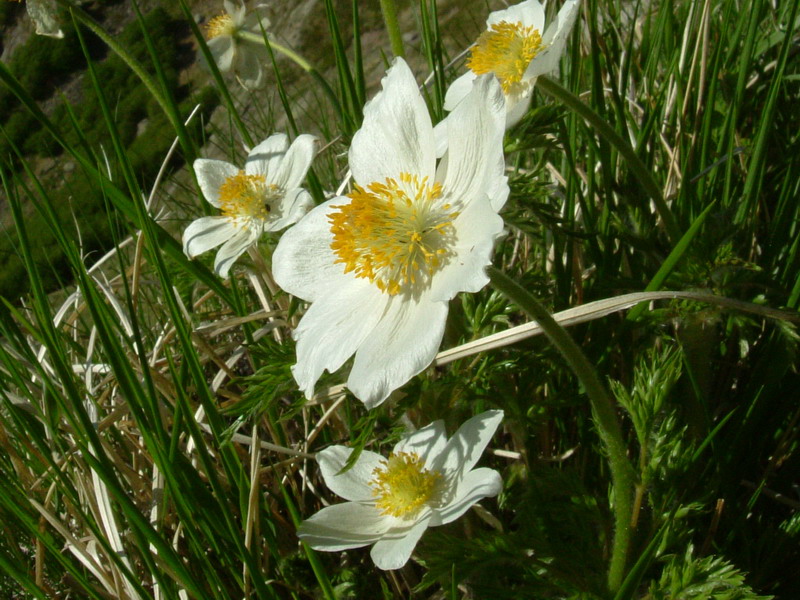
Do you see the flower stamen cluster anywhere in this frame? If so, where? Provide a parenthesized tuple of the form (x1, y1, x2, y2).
(205, 13, 236, 39)
(467, 21, 544, 95)
(217, 171, 281, 226)
(328, 173, 459, 296)
(370, 452, 441, 518)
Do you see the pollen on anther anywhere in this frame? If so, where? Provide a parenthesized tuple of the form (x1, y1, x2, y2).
(327, 172, 457, 295)
(206, 13, 235, 39)
(370, 452, 440, 518)
(218, 171, 278, 224)
(467, 21, 545, 94)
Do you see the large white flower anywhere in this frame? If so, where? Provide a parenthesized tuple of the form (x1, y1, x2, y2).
(444, 0, 580, 129)
(18, 0, 63, 38)
(298, 410, 504, 570)
(204, 0, 270, 90)
(272, 58, 507, 408)
(183, 134, 316, 279)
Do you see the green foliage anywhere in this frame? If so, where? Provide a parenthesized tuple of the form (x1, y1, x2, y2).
(650, 548, 774, 600)
(0, 7, 218, 300)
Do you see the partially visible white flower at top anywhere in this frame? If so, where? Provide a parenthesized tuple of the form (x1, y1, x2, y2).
(204, 0, 270, 90)
(298, 410, 504, 570)
(18, 0, 63, 38)
(183, 134, 316, 279)
(444, 0, 580, 129)
(272, 58, 508, 408)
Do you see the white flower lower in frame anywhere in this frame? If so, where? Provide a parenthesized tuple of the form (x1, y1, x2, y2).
(444, 0, 580, 129)
(298, 410, 504, 570)
(273, 58, 508, 408)
(183, 133, 316, 278)
(205, 0, 270, 89)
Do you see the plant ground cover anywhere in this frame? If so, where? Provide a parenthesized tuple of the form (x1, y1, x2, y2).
(0, 0, 798, 598)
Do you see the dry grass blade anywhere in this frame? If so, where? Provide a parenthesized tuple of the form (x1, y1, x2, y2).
(435, 290, 799, 366)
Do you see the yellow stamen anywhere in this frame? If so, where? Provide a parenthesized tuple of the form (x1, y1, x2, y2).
(467, 21, 544, 94)
(218, 170, 279, 225)
(205, 13, 235, 39)
(371, 452, 440, 518)
(328, 172, 459, 296)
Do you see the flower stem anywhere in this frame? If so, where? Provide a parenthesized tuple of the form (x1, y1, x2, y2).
(487, 266, 635, 593)
(379, 0, 405, 57)
(536, 76, 681, 244)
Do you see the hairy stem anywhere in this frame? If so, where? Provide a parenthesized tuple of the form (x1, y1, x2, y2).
(488, 266, 635, 593)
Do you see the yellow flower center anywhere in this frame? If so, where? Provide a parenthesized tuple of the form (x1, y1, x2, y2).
(371, 452, 441, 518)
(328, 173, 459, 296)
(218, 171, 280, 224)
(206, 13, 236, 39)
(467, 21, 544, 94)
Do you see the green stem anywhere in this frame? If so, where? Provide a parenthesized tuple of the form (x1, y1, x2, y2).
(537, 76, 681, 243)
(240, 31, 312, 71)
(379, 0, 405, 57)
(487, 266, 635, 593)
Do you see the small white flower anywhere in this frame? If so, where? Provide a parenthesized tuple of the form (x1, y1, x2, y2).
(298, 410, 504, 570)
(444, 0, 580, 129)
(183, 134, 316, 279)
(272, 58, 508, 407)
(204, 0, 269, 90)
(23, 0, 63, 38)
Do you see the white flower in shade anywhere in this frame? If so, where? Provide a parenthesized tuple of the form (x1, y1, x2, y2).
(204, 0, 270, 89)
(272, 58, 508, 408)
(298, 410, 504, 570)
(183, 134, 316, 279)
(20, 0, 63, 38)
(444, 0, 580, 129)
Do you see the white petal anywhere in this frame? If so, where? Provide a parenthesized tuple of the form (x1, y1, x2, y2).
(235, 42, 268, 90)
(428, 193, 504, 303)
(443, 70, 477, 112)
(369, 513, 432, 570)
(214, 227, 258, 278)
(348, 297, 448, 409)
(208, 36, 235, 73)
(268, 134, 317, 190)
(394, 420, 447, 470)
(182, 216, 236, 258)
(222, 0, 238, 17)
(291, 279, 388, 399)
(487, 0, 545, 31)
(526, 0, 580, 79)
(272, 198, 351, 301)
(430, 467, 502, 526)
(195, 159, 239, 208)
(243, 8, 270, 32)
(430, 410, 504, 478)
(318, 446, 385, 502)
(505, 90, 534, 129)
(264, 188, 314, 232)
(432, 119, 449, 159)
(26, 0, 63, 38)
(349, 58, 435, 187)
(439, 75, 506, 212)
(246, 133, 290, 182)
(298, 502, 389, 551)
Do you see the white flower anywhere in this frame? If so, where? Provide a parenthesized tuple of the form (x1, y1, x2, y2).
(444, 0, 580, 129)
(183, 134, 316, 279)
(298, 410, 504, 570)
(272, 58, 508, 407)
(23, 0, 63, 38)
(204, 0, 270, 90)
